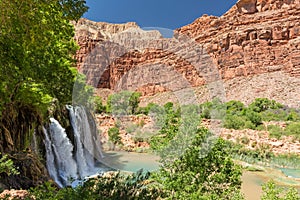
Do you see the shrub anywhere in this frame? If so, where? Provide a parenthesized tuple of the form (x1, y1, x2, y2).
(245, 110, 262, 127)
(199, 101, 213, 119)
(240, 136, 250, 145)
(244, 121, 256, 129)
(267, 125, 283, 139)
(226, 100, 245, 115)
(108, 127, 122, 145)
(0, 154, 19, 176)
(224, 115, 246, 130)
(106, 91, 141, 115)
(125, 123, 138, 134)
(261, 180, 299, 200)
(285, 122, 300, 141)
(133, 131, 151, 143)
(93, 96, 105, 114)
(286, 110, 300, 121)
(249, 98, 283, 113)
(30, 170, 161, 200)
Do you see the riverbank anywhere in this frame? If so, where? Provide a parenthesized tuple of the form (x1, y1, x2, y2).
(101, 150, 300, 200)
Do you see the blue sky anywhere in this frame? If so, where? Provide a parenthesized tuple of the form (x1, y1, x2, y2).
(83, 0, 237, 30)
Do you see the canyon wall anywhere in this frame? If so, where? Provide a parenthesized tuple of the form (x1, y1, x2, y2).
(74, 0, 300, 107)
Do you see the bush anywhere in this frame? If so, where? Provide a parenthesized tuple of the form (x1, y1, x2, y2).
(226, 100, 245, 115)
(200, 101, 212, 119)
(267, 125, 284, 139)
(246, 110, 262, 127)
(244, 121, 256, 129)
(285, 122, 300, 141)
(106, 91, 141, 115)
(261, 180, 299, 200)
(93, 96, 105, 114)
(125, 123, 138, 134)
(224, 115, 246, 130)
(249, 98, 283, 113)
(240, 136, 250, 145)
(30, 170, 161, 200)
(108, 127, 122, 145)
(133, 131, 151, 143)
(286, 110, 300, 121)
(0, 154, 19, 176)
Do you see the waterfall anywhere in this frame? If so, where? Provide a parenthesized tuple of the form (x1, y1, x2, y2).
(44, 106, 105, 187)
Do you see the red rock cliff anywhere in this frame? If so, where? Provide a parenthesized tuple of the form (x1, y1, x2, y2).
(74, 0, 300, 107)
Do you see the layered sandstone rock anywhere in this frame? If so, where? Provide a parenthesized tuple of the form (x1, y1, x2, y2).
(74, 0, 300, 107)
(176, 0, 300, 79)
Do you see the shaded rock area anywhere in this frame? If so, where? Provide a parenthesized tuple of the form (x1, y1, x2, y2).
(0, 105, 73, 190)
(0, 153, 50, 190)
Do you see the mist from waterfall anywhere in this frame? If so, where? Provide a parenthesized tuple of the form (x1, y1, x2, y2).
(44, 105, 105, 187)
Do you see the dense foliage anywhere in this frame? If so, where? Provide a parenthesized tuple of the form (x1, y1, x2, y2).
(108, 126, 123, 146)
(0, 0, 84, 114)
(261, 181, 300, 200)
(106, 91, 141, 115)
(0, 154, 19, 176)
(29, 170, 161, 200)
(153, 129, 244, 199)
(198, 98, 300, 140)
(0, 0, 89, 153)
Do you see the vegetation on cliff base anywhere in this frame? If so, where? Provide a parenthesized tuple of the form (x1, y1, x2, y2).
(0, 154, 19, 176)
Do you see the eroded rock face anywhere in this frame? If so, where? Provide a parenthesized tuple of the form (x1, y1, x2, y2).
(176, 0, 300, 79)
(236, 0, 258, 14)
(0, 153, 50, 190)
(74, 0, 300, 107)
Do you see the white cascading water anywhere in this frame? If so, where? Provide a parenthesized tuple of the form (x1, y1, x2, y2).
(44, 106, 104, 187)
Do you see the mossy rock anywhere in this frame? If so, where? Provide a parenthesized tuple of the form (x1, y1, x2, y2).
(0, 152, 50, 189)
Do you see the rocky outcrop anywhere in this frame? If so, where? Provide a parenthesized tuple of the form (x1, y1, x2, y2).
(74, 0, 300, 107)
(176, 0, 300, 80)
(0, 189, 30, 200)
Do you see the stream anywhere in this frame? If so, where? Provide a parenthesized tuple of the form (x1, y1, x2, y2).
(102, 151, 300, 200)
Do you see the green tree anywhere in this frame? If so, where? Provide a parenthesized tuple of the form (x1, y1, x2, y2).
(129, 91, 141, 114)
(106, 91, 141, 115)
(0, 0, 88, 151)
(108, 126, 122, 146)
(153, 128, 243, 199)
(150, 103, 180, 151)
(249, 98, 283, 113)
(226, 100, 246, 115)
(93, 96, 106, 114)
(0, 0, 83, 111)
